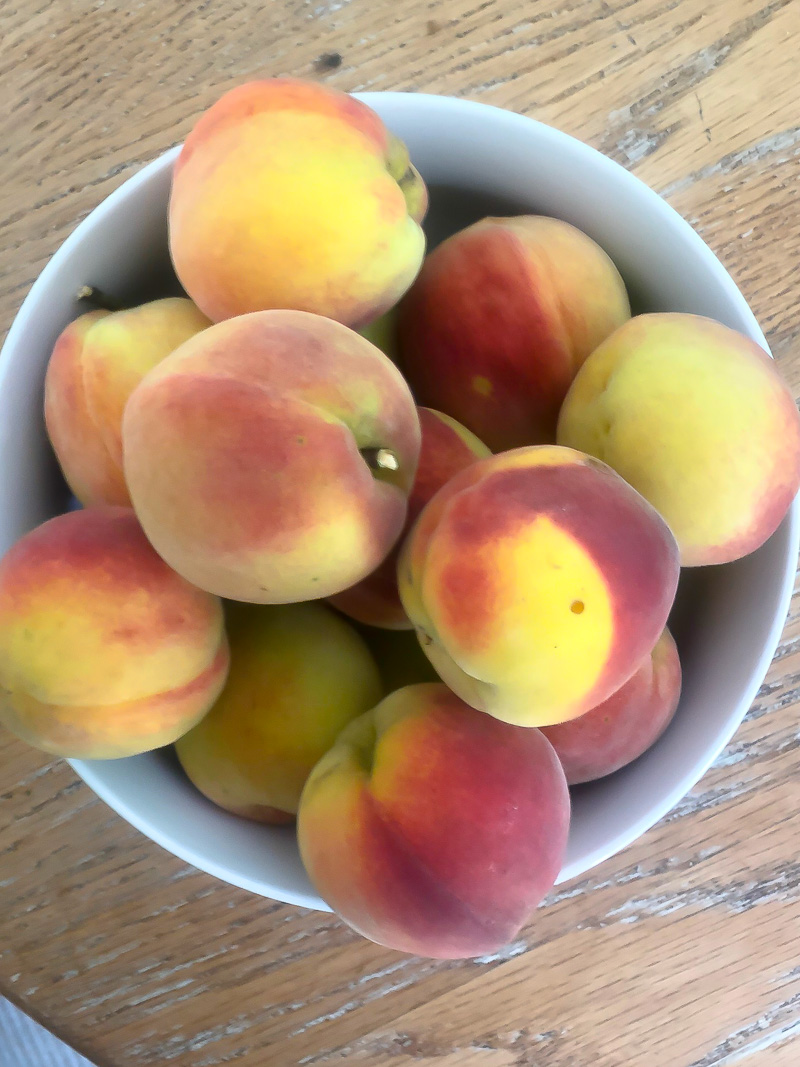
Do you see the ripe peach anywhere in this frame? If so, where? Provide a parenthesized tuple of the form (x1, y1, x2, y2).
(329, 407, 490, 628)
(397, 216, 630, 450)
(557, 313, 800, 565)
(44, 298, 210, 506)
(398, 446, 680, 727)
(0, 507, 228, 759)
(169, 78, 427, 327)
(298, 683, 570, 958)
(541, 629, 682, 784)
(175, 602, 382, 823)
(123, 310, 421, 604)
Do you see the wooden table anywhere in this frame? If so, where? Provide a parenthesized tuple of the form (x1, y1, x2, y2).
(2, 1, 800, 1064)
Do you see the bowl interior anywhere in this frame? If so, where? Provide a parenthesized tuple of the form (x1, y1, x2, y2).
(1, 93, 795, 910)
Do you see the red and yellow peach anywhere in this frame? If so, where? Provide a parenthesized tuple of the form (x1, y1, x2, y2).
(123, 309, 421, 604)
(298, 682, 570, 958)
(398, 446, 680, 727)
(0, 507, 228, 759)
(44, 298, 210, 506)
(397, 215, 630, 450)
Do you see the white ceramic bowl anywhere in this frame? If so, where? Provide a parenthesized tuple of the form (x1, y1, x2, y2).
(1, 93, 797, 910)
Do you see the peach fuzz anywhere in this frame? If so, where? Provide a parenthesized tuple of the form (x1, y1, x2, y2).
(123, 310, 421, 604)
(329, 408, 490, 628)
(557, 313, 800, 566)
(298, 683, 569, 958)
(397, 215, 630, 450)
(44, 298, 210, 507)
(541, 629, 682, 784)
(175, 602, 382, 823)
(398, 446, 680, 727)
(0, 507, 228, 759)
(169, 78, 427, 327)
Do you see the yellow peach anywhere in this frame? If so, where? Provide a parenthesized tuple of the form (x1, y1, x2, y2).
(175, 602, 382, 823)
(557, 313, 800, 565)
(169, 78, 427, 326)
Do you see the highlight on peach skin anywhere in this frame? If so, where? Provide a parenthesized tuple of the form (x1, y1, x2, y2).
(329, 407, 490, 629)
(398, 446, 680, 728)
(541, 628, 682, 784)
(175, 601, 382, 823)
(44, 297, 210, 507)
(169, 78, 427, 327)
(397, 215, 630, 451)
(297, 683, 570, 959)
(123, 309, 421, 604)
(0, 507, 229, 760)
(557, 313, 800, 566)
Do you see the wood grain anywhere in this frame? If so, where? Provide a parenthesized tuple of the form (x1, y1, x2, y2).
(2, 1, 800, 1064)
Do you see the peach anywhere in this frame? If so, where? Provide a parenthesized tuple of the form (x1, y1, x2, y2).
(397, 216, 630, 450)
(44, 298, 210, 506)
(329, 407, 490, 628)
(398, 446, 680, 727)
(0, 507, 228, 759)
(123, 310, 421, 604)
(557, 313, 800, 565)
(175, 602, 381, 823)
(541, 629, 682, 784)
(356, 624, 439, 692)
(169, 78, 427, 327)
(298, 683, 570, 958)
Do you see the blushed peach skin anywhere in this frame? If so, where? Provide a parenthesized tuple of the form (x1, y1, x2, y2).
(398, 446, 680, 728)
(298, 683, 570, 959)
(44, 298, 210, 507)
(541, 629, 682, 784)
(0, 507, 228, 759)
(175, 602, 382, 823)
(169, 78, 427, 327)
(557, 313, 800, 566)
(329, 408, 490, 628)
(397, 216, 630, 450)
(123, 310, 421, 604)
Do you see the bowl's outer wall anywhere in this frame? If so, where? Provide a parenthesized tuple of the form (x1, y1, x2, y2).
(1, 94, 796, 910)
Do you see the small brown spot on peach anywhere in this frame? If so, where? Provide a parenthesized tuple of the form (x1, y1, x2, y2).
(472, 375, 493, 398)
(570, 600, 585, 614)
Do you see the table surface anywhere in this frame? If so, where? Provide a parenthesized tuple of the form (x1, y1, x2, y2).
(2, 1, 800, 1065)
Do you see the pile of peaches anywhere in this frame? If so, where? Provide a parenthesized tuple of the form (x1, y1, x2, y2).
(1, 78, 798, 960)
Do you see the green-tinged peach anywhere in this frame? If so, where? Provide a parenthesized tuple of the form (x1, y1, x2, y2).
(169, 78, 427, 326)
(398, 446, 680, 727)
(44, 298, 210, 506)
(541, 629, 682, 784)
(298, 683, 570, 958)
(557, 313, 800, 565)
(175, 602, 381, 823)
(355, 624, 439, 692)
(397, 216, 630, 450)
(329, 407, 490, 628)
(123, 310, 421, 604)
(0, 507, 228, 759)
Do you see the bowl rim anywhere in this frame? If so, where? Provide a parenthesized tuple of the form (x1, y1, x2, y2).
(3, 90, 797, 909)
